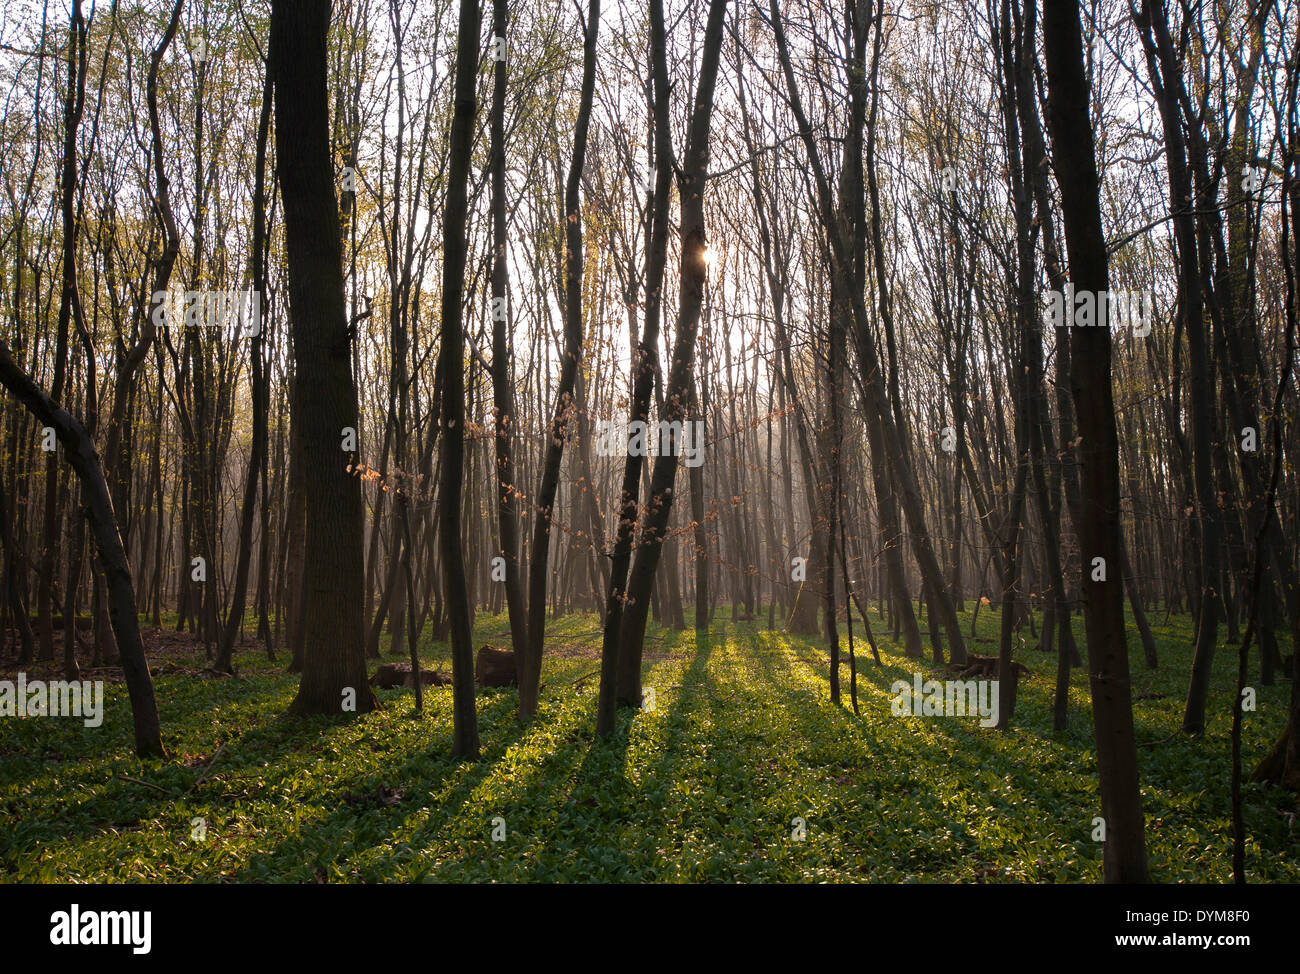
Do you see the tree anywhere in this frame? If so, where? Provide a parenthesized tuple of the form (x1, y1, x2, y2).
(0, 342, 165, 758)
(270, 0, 375, 717)
(438, 0, 484, 758)
(1042, 0, 1150, 883)
(522, 0, 601, 719)
(216, 42, 274, 675)
(596, 0, 673, 733)
(1130, 0, 1223, 736)
(604, 0, 731, 725)
(489, 0, 527, 662)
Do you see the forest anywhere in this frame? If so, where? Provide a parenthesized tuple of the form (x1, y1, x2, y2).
(0, 0, 1297, 893)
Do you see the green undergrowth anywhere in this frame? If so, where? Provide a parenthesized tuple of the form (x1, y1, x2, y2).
(1, 606, 1296, 882)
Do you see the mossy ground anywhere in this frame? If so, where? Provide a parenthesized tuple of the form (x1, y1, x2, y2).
(1, 606, 1296, 882)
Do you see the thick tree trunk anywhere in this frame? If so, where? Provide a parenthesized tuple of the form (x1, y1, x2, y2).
(270, 0, 375, 717)
(1043, 0, 1150, 883)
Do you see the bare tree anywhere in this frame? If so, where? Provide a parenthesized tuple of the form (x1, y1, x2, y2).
(1043, 0, 1150, 884)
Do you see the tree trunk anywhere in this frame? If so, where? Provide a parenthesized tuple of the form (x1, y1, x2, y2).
(215, 54, 273, 674)
(0, 342, 166, 758)
(437, 0, 484, 758)
(605, 0, 730, 725)
(270, 0, 375, 717)
(488, 0, 527, 660)
(522, 0, 600, 719)
(1043, 0, 1150, 883)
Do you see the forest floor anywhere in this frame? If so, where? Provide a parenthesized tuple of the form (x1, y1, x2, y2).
(1, 607, 1297, 882)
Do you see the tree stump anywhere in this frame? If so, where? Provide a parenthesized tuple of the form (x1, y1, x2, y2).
(475, 645, 517, 687)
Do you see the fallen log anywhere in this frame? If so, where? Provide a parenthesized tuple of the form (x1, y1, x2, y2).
(369, 662, 452, 690)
